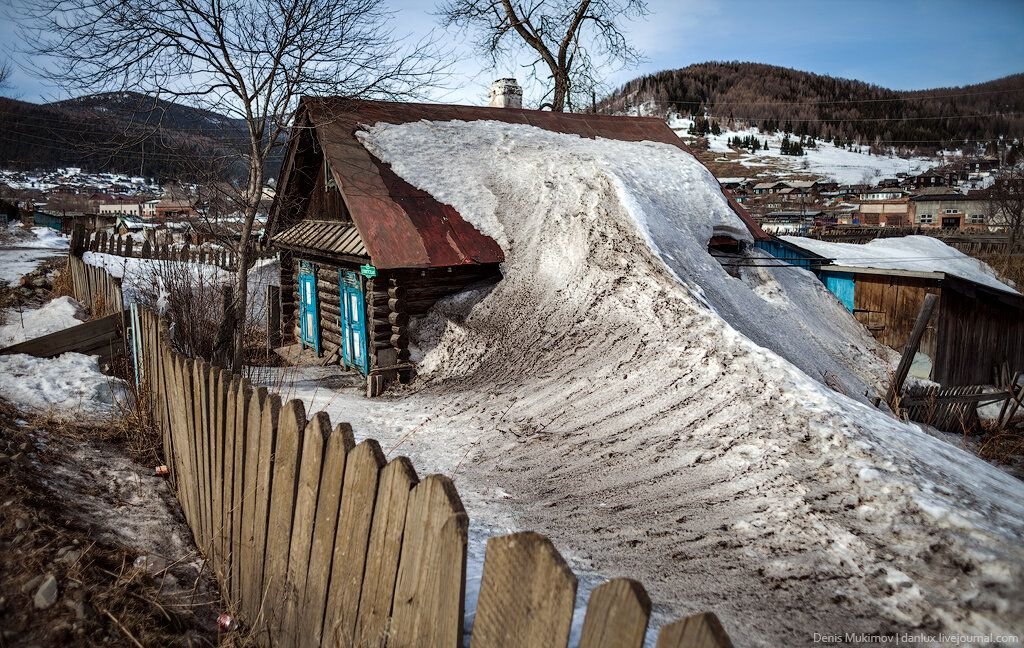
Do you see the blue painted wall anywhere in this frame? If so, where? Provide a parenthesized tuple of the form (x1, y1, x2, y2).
(822, 271, 856, 312)
(753, 238, 823, 272)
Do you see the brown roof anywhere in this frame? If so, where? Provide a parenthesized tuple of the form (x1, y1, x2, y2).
(270, 98, 768, 269)
(273, 220, 367, 258)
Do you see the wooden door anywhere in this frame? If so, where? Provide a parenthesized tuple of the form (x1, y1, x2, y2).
(339, 270, 368, 375)
(298, 266, 320, 355)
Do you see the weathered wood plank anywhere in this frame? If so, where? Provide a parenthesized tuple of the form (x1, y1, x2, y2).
(220, 375, 241, 591)
(322, 440, 387, 646)
(470, 531, 576, 648)
(280, 412, 331, 647)
(354, 457, 419, 648)
(228, 379, 252, 604)
(262, 399, 306, 639)
(245, 392, 280, 629)
(239, 387, 269, 622)
(390, 474, 468, 648)
(579, 579, 651, 648)
(655, 612, 733, 648)
(193, 360, 212, 552)
(299, 422, 355, 647)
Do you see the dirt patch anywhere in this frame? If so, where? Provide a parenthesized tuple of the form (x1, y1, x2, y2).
(0, 258, 67, 325)
(0, 398, 223, 647)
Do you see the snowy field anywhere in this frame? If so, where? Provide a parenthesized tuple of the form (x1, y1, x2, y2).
(340, 119, 1024, 646)
(669, 117, 935, 184)
(0, 225, 69, 286)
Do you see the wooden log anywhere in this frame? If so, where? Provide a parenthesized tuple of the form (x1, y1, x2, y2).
(387, 286, 406, 299)
(388, 312, 410, 326)
(388, 298, 405, 313)
(390, 333, 408, 348)
(322, 440, 386, 646)
(887, 293, 938, 408)
(469, 532, 576, 648)
(299, 422, 355, 647)
(390, 475, 468, 648)
(262, 399, 307, 638)
(268, 285, 281, 348)
(655, 612, 733, 648)
(579, 579, 651, 648)
(354, 458, 419, 647)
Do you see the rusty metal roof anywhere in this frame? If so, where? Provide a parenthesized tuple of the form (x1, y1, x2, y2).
(270, 98, 769, 269)
(272, 219, 367, 258)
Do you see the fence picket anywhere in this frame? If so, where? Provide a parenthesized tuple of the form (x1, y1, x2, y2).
(261, 399, 307, 637)
(247, 393, 281, 630)
(354, 457, 419, 648)
(390, 474, 468, 648)
(579, 579, 651, 648)
(470, 531, 576, 648)
(229, 379, 252, 604)
(280, 412, 331, 647)
(239, 387, 269, 621)
(655, 612, 733, 648)
(322, 440, 386, 646)
(299, 422, 355, 647)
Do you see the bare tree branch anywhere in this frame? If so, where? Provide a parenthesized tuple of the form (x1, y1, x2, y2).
(437, 0, 648, 112)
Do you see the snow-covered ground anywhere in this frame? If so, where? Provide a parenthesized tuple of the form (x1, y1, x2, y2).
(335, 119, 1024, 646)
(0, 225, 69, 286)
(0, 296, 86, 348)
(781, 235, 1018, 293)
(670, 117, 935, 184)
(0, 352, 128, 420)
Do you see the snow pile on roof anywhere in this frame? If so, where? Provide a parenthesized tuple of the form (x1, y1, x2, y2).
(0, 353, 128, 420)
(358, 119, 1024, 643)
(0, 296, 86, 348)
(781, 235, 1017, 293)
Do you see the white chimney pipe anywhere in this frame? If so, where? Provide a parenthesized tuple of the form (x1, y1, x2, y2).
(489, 78, 523, 109)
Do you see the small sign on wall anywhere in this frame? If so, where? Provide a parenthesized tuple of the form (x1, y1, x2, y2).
(360, 264, 377, 278)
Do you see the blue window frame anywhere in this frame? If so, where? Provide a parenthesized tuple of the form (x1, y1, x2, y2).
(339, 270, 369, 375)
(298, 264, 321, 355)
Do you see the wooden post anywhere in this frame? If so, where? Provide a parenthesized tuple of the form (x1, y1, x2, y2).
(268, 285, 281, 349)
(887, 293, 938, 408)
(579, 579, 651, 648)
(655, 612, 733, 648)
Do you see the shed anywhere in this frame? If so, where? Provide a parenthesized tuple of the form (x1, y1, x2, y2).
(267, 97, 767, 394)
(765, 237, 1024, 386)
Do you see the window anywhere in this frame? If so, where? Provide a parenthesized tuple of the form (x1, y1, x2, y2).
(944, 208, 960, 214)
(968, 214, 986, 225)
(918, 213, 934, 224)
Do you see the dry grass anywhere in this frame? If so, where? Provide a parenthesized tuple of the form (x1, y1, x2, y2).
(978, 252, 1024, 288)
(50, 265, 75, 299)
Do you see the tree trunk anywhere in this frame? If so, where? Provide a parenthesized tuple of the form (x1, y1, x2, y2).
(229, 161, 263, 373)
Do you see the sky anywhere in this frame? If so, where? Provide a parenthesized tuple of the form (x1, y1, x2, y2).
(1, 0, 1022, 105)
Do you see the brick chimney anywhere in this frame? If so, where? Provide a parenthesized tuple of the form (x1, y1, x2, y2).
(489, 78, 523, 109)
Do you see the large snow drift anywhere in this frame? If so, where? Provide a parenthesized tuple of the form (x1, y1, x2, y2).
(357, 120, 1024, 645)
(781, 235, 1017, 293)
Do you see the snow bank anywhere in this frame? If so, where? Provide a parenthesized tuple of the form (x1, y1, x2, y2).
(357, 119, 1024, 645)
(0, 353, 127, 419)
(781, 235, 1017, 293)
(83, 251, 232, 307)
(0, 225, 70, 286)
(0, 296, 86, 348)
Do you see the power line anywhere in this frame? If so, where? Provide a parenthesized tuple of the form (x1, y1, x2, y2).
(621, 87, 1024, 108)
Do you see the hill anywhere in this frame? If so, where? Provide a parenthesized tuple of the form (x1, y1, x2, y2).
(0, 92, 253, 181)
(602, 62, 1024, 154)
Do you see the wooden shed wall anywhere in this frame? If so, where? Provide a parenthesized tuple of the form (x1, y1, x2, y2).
(932, 279, 1024, 386)
(852, 274, 942, 359)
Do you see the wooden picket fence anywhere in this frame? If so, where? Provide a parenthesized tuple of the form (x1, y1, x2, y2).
(70, 225, 273, 271)
(71, 256, 734, 647)
(68, 255, 125, 316)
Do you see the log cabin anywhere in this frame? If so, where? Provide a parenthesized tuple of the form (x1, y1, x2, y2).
(266, 93, 768, 396)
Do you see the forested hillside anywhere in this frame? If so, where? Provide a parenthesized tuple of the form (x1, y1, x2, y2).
(602, 62, 1024, 154)
(0, 92, 260, 181)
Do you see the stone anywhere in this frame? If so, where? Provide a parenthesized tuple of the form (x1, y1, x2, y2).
(33, 574, 58, 609)
(14, 517, 26, 530)
(21, 574, 43, 594)
(56, 549, 82, 566)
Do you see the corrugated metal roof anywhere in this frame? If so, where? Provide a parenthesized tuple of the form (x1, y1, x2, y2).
(269, 98, 769, 269)
(272, 220, 367, 258)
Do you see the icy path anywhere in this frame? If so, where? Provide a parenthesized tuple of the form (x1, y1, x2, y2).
(0, 225, 69, 286)
(351, 120, 1024, 646)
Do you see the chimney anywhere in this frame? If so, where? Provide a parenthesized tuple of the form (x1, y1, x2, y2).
(489, 78, 523, 109)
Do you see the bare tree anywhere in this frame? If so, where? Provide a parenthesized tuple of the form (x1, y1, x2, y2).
(20, 0, 444, 371)
(0, 59, 12, 90)
(438, 0, 648, 112)
(988, 164, 1024, 247)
